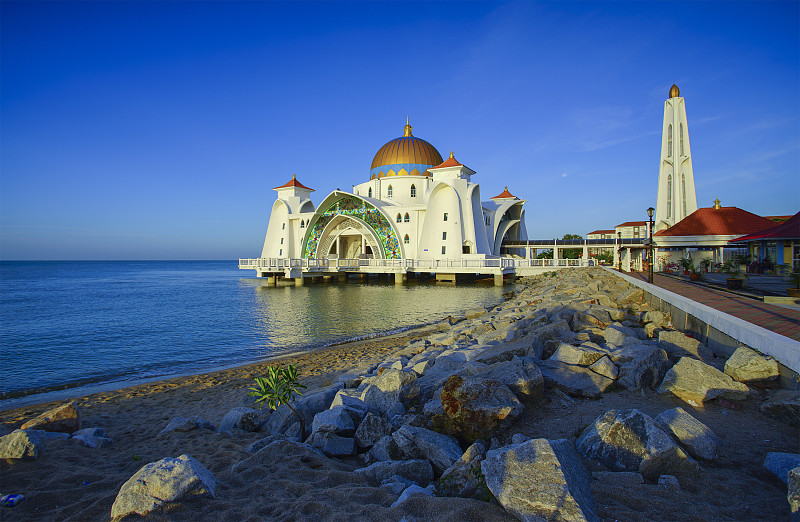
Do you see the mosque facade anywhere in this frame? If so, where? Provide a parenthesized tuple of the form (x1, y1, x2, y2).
(256, 120, 527, 271)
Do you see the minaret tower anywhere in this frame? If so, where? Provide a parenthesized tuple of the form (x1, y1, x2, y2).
(655, 84, 697, 230)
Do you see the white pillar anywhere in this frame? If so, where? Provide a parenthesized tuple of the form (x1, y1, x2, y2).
(553, 239, 559, 263)
(336, 236, 341, 257)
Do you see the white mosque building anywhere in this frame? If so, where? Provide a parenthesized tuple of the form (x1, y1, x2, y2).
(242, 120, 528, 283)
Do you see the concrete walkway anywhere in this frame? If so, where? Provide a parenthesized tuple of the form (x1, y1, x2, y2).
(626, 271, 800, 342)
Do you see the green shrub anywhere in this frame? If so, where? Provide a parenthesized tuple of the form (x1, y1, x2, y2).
(248, 364, 307, 436)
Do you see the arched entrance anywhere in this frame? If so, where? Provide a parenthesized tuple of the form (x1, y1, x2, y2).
(317, 215, 383, 259)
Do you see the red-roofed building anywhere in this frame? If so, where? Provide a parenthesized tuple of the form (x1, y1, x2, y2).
(491, 187, 517, 200)
(652, 203, 777, 269)
(730, 211, 800, 270)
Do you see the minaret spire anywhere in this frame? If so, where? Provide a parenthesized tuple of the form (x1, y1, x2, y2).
(403, 117, 413, 137)
(654, 84, 697, 231)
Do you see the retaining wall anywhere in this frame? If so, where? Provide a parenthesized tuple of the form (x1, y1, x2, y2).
(606, 268, 800, 390)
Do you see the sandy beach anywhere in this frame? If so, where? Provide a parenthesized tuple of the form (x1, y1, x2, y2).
(1, 269, 798, 521)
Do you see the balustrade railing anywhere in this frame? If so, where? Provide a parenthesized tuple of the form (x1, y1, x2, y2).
(238, 256, 594, 271)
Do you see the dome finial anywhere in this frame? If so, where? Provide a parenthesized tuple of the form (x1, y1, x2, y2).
(403, 117, 413, 137)
(292, 173, 296, 180)
(713, 197, 721, 209)
(669, 84, 680, 98)
(449, 150, 454, 158)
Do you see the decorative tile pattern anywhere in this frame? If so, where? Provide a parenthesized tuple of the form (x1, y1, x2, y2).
(303, 196, 401, 259)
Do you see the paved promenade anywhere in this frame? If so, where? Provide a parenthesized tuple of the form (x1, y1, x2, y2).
(626, 271, 800, 342)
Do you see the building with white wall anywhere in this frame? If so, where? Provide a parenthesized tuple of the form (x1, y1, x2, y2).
(251, 120, 527, 274)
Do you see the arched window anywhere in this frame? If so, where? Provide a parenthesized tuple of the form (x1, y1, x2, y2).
(410, 184, 416, 197)
(681, 174, 687, 218)
(368, 187, 372, 198)
(680, 124, 684, 156)
(300, 220, 305, 228)
(387, 185, 393, 198)
(666, 174, 673, 218)
(282, 223, 285, 230)
(404, 213, 410, 223)
(404, 234, 409, 244)
(396, 213, 402, 223)
(667, 125, 672, 158)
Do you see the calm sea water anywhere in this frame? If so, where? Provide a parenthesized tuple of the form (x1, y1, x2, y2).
(0, 261, 515, 409)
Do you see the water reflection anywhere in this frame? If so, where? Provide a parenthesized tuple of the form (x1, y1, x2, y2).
(239, 278, 517, 356)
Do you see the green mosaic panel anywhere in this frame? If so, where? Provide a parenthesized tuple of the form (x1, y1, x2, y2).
(303, 196, 401, 259)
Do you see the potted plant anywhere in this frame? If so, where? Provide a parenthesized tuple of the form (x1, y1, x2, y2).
(788, 266, 800, 298)
(723, 256, 745, 290)
(698, 258, 712, 275)
(664, 261, 678, 275)
(679, 256, 701, 281)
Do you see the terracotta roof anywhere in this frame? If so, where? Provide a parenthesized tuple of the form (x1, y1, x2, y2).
(616, 221, 647, 227)
(491, 187, 517, 199)
(587, 230, 616, 235)
(654, 207, 775, 237)
(274, 174, 314, 191)
(763, 215, 793, 223)
(429, 151, 464, 170)
(730, 211, 800, 242)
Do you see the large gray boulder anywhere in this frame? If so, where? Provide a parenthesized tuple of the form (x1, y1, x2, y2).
(724, 346, 780, 383)
(219, 407, 261, 432)
(71, 427, 113, 448)
(764, 452, 800, 484)
(604, 323, 641, 347)
(654, 407, 720, 461)
(354, 459, 434, 486)
(21, 402, 80, 433)
(259, 385, 341, 436)
(549, 343, 606, 366)
(111, 454, 215, 520)
(360, 369, 420, 414)
(658, 330, 713, 361)
(482, 438, 599, 522)
(365, 435, 401, 464)
(589, 355, 618, 380)
(576, 409, 698, 481)
(310, 405, 355, 436)
(472, 356, 545, 401)
(789, 467, 800, 520)
(538, 360, 615, 398)
(437, 442, 487, 499)
(354, 412, 392, 448)
(658, 357, 750, 406)
(617, 347, 670, 391)
(430, 375, 524, 444)
(0, 429, 46, 459)
(392, 424, 463, 474)
(760, 390, 800, 427)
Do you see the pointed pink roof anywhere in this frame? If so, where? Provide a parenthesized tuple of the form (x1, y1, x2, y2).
(274, 174, 314, 191)
(654, 207, 774, 237)
(491, 187, 517, 199)
(730, 210, 800, 242)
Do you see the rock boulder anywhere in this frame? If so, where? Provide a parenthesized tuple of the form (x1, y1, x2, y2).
(21, 402, 80, 433)
(654, 407, 720, 461)
(724, 346, 780, 383)
(658, 357, 750, 406)
(0, 429, 46, 459)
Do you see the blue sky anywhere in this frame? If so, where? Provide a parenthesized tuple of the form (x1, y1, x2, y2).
(1, 1, 798, 260)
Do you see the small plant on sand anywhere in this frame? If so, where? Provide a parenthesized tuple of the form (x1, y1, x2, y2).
(248, 365, 307, 436)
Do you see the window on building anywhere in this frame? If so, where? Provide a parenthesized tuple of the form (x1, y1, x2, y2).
(666, 174, 673, 218)
(368, 187, 372, 198)
(443, 213, 448, 222)
(410, 184, 416, 197)
(633, 227, 640, 237)
(300, 220, 305, 228)
(681, 174, 687, 218)
(442, 232, 447, 240)
(441, 246, 446, 255)
(280, 238, 284, 244)
(680, 123, 684, 156)
(282, 223, 285, 230)
(279, 249, 282, 256)
(484, 215, 490, 226)
(668, 125, 672, 157)
(404, 213, 410, 223)
(404, 234, 409, 244)
(397, 213, 402, 223)
(463, 244, 470, 254)
(387, 185, 393, 198)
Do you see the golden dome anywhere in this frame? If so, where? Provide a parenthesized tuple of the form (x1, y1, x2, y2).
(370, 119, 443, 178)
(669, 84, 680, 98)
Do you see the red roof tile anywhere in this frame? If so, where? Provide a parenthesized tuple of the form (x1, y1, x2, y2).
(491, 187, 517, 199)
(429, 151, 464, 169)
(274, 174, 314, 191)
(654, 207, 775, 237)
(730, 211, 800, 242)
(587, 230, 616, 235)
(616, 221, 648, 227)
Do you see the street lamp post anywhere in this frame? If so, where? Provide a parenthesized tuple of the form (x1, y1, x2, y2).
(617, 232, 622, 272)
(647, 207, 655, 284)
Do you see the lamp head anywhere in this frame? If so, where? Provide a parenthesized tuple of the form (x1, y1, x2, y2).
(647, 207, 655, 218)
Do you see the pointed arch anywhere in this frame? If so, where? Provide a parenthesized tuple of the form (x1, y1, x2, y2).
(410, 184, 416, 197)
(666, 174, 673, 219)
(681, 174, 687, 218)
(668, 124, 673, 157)
(404, 234, 409, 244)
(404, 213, 410, 223)
(396, 213, 402, 223)
(680, 123, 684, 156)
(387, 185, 393, 198)
(368, 187, 372, 198)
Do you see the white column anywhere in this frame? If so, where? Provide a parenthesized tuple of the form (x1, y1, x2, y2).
(553, 239, 559, 263)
